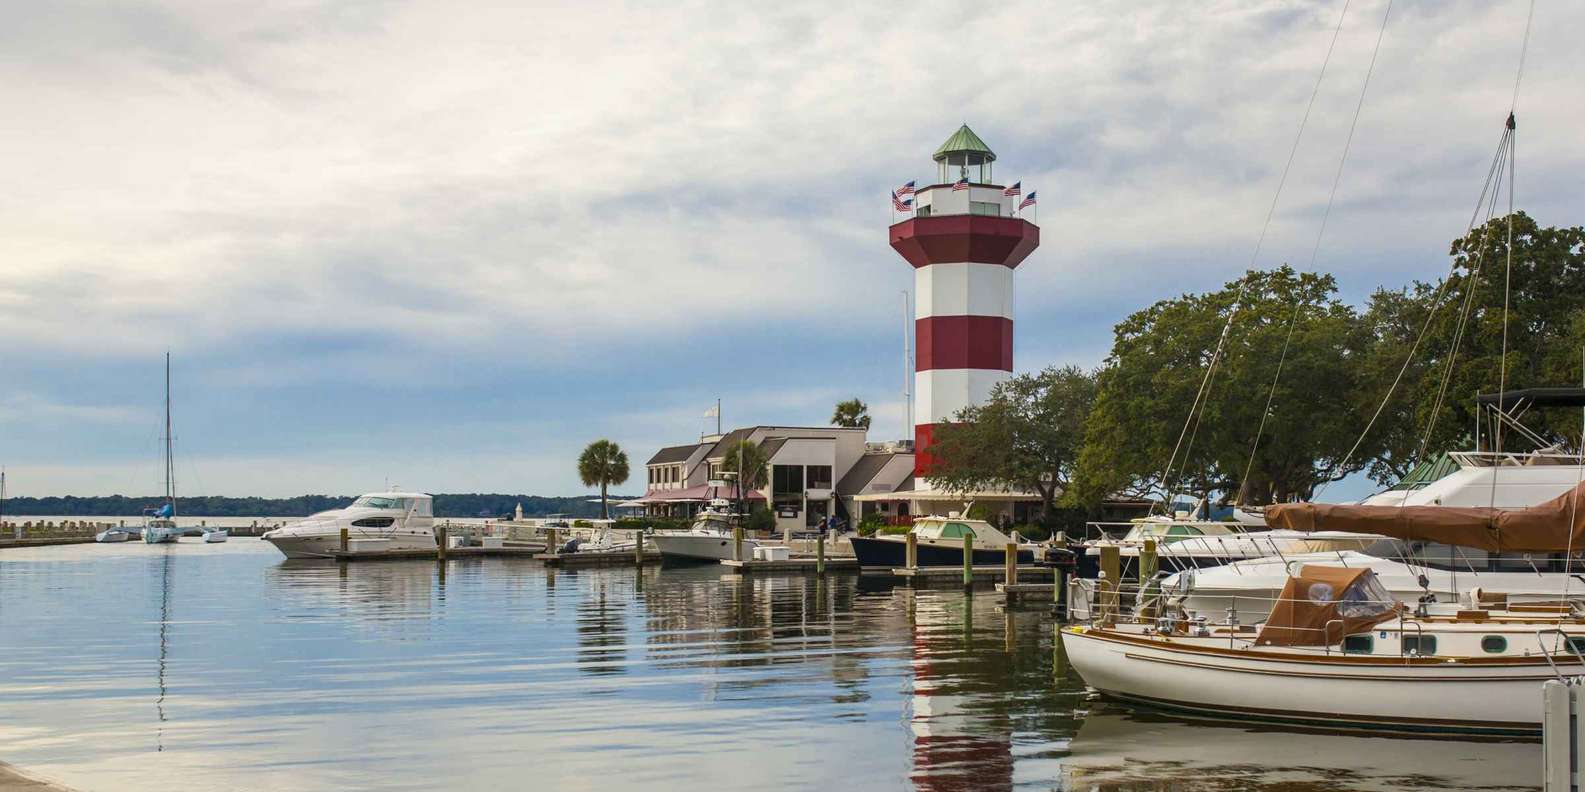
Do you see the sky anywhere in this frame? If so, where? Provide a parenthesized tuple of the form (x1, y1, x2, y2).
(2, 0, 1581, 499)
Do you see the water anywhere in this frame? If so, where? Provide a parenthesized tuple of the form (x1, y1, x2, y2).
(0, 542, 1541, 791)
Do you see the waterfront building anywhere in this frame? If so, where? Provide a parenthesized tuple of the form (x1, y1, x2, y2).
(633, 426, 914, 536)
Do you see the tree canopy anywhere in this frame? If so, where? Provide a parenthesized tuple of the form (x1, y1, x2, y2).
(928, 365, 1097, 519)
(577, 439, 630, 519)
(831, 398, 872, 429)
(1073, 267, 1364, 506)
(718, 440, 770, 492)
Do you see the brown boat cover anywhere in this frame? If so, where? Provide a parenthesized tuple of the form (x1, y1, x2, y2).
(1265, 480, 1585, 553)
(1254, 565, 1401, 647)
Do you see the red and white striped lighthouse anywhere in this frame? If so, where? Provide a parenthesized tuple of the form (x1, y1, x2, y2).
(890, 125, 1039, 484)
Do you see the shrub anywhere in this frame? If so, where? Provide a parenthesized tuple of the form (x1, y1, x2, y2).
(879, 524, 912, 535)
(1012, 523, 1053, 542)
(857, 513, 888, 537)
(745, 505, 777, 534)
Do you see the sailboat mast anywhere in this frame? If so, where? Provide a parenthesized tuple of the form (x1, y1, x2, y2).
(166, 352, 175, 518)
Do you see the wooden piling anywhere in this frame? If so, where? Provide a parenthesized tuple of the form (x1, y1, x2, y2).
(1099, 544, 1121, 621)
(962, 533, 973, 588)
(546, 528, 558, 554)
(905, 532, 918, 569)
(816, 534, 826, 574)
(1139, 539, 1159, 622)
(1004, 542, 1018, 586)
(437, 524, 448, 560)
(1055, 566, 1068, 620)
(339, 527, 348, 552)
(733, 525, 744, 562)
(634, 529, 644, 566)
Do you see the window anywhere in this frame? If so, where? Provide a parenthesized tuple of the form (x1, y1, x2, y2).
(1568, 636, 1585, 656)
(648, 469, 655, 484)
(1481, 635, 1508, 654)
(969, 200, 1000, 216)
(915, 205, 932, 218)
(350, 517, 395, 528)
(1402, 635, 1437, 656)
(940, 522, 972, 540)
(1342, 634, 1373, 655)
(1165, 525, 1204, 538)
(772, 465, 804, 495)
(805, 465, 832, 490)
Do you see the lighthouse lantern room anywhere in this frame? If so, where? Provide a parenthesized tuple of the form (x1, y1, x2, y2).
(889, 125, 1040, 486)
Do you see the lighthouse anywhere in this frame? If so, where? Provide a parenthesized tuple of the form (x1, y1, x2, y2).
(890, 125, 1039, 484)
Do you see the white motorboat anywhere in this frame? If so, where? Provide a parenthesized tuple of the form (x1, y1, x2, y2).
(95, 526, 135, 543)
(1161, 550, 1585, 625)
(262, 492, 436, 559)
(202, 528, 228, 543)
(1063, 563, 1585, 735)
(650, 505, 765, 563)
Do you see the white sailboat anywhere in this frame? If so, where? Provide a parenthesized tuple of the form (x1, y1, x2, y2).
(143, 353, 181, 544)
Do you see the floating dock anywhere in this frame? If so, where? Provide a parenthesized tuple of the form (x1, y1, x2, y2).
(536, 550, 662, 567)
(892, 565, 1056, 586)
(330, 546, 544, 562)
(719, 557, 860, 574)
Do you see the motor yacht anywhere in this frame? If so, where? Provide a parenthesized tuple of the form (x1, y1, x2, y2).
(849, 515, 1037, 568)
(262, 492, 436, 559)
(649, 503, 765, 563)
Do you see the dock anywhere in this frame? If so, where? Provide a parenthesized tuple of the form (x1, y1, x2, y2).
(536, 550, 663, 567)
(719, 556, 860, 574)
(892, 565, 1056, 586)
(330, 546, 543, 562)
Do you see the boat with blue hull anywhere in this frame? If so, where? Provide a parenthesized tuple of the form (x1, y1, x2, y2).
(849, 516, 1036, 568)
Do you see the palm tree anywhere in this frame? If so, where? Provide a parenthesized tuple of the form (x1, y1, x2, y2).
(718, 440, 770, 492)
(578, 439, 630, 520)
(831, 398, 871, 430)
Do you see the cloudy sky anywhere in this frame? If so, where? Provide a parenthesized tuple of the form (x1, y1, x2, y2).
(2, 0, 1579, 498)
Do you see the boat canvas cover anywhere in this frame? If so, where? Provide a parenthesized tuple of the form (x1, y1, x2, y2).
(1254, 565, 1399, 647)
(1266, 480, 1585, 553)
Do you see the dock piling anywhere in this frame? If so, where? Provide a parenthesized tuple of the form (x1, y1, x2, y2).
(816, 534, 825, 574)
(1099, 545, 1121, 620)
(905, 532, 918, 569)
(962, 533, 973, 588)
(339, 527, 348, 552)
(437, 524, 448, 560)
(1004, 543, 1017, 586)
(634, 530, 644, 566)
(733, 525, 744, 562)
(1139, 539, 1159, 622)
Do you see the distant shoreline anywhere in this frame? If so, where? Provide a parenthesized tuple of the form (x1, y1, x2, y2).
(0, 493, 640, 519)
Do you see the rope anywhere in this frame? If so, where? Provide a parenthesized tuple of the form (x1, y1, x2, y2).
(1237, 0, 1390, 504)
(1152, 0, 1354, 512)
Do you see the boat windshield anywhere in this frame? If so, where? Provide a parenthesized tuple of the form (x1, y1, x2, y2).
(353, 496, 407, 510)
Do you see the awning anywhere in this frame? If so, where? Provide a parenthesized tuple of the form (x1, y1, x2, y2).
(1267, 480, 1585, 553)
(628, 485, 766, 505)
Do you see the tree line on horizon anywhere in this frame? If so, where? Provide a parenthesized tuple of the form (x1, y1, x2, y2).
(0, 493, 638, 519)
(929, 212, 1585, 515)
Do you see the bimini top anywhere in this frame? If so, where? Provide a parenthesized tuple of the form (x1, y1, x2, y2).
(933, 124, 995, 162)
(1254, 565, 1399, 647)
(1475, 387, 1585, 409)
(1266, 480, 1585, 553)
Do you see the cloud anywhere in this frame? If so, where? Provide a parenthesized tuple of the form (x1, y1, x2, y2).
(2, 0, 1579, 494)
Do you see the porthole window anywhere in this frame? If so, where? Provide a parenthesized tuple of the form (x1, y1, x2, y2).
(1480, 636, 1508, 654)
(351, 517, 395, 528)
(1402, 635, 1437, 656)
(1342, 634, 1373, 655)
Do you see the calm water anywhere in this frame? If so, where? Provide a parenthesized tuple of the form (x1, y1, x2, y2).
(0, 541, 1541, 791)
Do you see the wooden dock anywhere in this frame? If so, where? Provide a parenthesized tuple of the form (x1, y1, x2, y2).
(330, 546, 543, 562)
(536, 550, 662, 567)
(719, 557, 860, 574)
(892, 565, 1056, 586)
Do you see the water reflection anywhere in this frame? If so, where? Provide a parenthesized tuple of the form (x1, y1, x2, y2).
(1061, 704, 1539, 791)
(0, 542, 1542, 791)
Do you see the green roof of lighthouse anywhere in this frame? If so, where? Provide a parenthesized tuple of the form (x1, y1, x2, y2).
(933, 124, 995, 162)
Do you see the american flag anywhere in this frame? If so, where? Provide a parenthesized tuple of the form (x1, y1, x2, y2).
(1003, 181, 1021, 197)
(891, 191, 914, 212)
(951, 178, 970, 191)
(1019, 191, 1037, 210)
(895, 180, 916, 197)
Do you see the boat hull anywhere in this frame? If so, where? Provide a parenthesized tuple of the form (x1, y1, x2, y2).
(142, 528, 179, 544)
(849, 536, 1034, 568)
(1061, 626, 1571, 735)
(263, 532, 435, 559)
(94, 531, 131, 543)
(650, 533, 760, 563)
